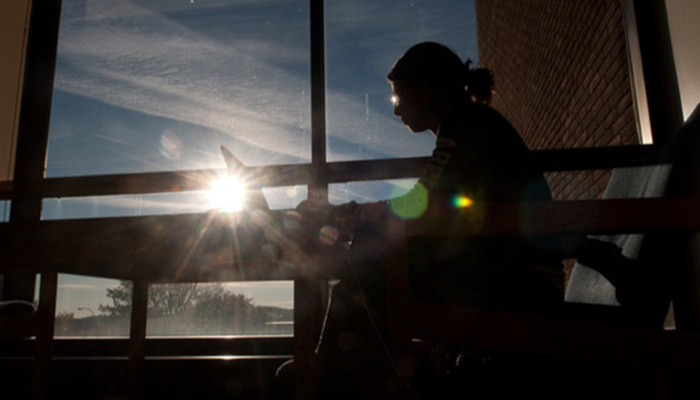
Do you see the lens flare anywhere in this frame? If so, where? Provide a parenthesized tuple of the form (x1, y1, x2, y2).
(281, 211, 303, 231)
(208, 177, 246, 212)
(452, 195, 474, 208)
(389, 183, 429, 220)
(318, 225, 340, 246)
(391, 94, 399, 106)
(160, 129, 183, 160)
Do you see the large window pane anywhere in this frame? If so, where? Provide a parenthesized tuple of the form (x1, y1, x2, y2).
(1, 201, 14, 299)
(0, 200, 9, 222)
(55, 274, 130, 338)
(329, 178, 417, 205)
(325, 0, 478, 161)
(47, 0, 311, 178)
(42, 185, 307, 220)
(145, 281, 293, 337)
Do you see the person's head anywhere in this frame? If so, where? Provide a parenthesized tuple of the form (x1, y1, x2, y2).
(387, 42, 494, 133)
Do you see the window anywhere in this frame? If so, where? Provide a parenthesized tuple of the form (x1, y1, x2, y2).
(329, 179, 416, 205)
(0, 200, 9, 222)
(38, 0, 478, 340)
(325, 0, 478, 161)
(55, 274, 131, 337)
(0, 0, 479, 346)
(665, 0, 700, 121)
(145, 281, 293, 337)
(3, 4, 698, 397)
(47, 0, 311, 178)
(42, 186, 307, 220)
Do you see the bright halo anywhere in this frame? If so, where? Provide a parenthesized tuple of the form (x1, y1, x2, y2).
(207, 177, 246, 212)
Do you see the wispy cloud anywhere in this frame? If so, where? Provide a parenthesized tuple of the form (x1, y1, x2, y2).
(56, 0, 311, 163)
(52, 0, 476, 169)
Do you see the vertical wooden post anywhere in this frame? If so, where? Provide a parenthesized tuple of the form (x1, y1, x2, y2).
(127, 280, 149, 400)
(294, 0, 328, 398)
(6, 1, 62, 398)
(293, 278, 323, 400)
(32, 271, 57, 400)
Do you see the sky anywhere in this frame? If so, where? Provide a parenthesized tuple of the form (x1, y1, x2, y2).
(44, 0, 478, 321)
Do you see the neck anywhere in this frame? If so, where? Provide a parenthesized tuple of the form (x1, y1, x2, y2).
(430, 99, 459, 135)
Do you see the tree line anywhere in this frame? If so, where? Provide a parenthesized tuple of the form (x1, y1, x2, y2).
(55, 281, 292, 336)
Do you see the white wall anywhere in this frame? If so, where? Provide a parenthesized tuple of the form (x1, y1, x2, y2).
(666, 0, 700, 120)
(621, 0, 653, 144)
(0, 0, 31, 182)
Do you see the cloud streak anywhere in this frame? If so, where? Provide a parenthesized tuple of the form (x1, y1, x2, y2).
(51, 0, 476, 171)
(55, 0, 311, 164)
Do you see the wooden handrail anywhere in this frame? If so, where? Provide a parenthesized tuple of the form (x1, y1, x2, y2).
(0, 210, 338, 282)
(406, 196, 700, 236)
(1, 196, 699, 282)
(0, 145, 662, 200)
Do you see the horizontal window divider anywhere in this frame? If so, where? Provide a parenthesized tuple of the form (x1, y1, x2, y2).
(1, 336, 293, 358)
(0, 212, 302, 282)
(2, 196, 700, 281)
(35, 159, 427, 199)
(140, 355, 290, 362)
(0, 145, 662, 200)
(407, 196, 700, 236)
(534, 144, 661, 171)
(143, 336, 293, 357)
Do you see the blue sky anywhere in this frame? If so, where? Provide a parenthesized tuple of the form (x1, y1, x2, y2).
(45, 0, 477, 317)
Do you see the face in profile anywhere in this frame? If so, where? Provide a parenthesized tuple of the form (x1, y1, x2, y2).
(390, 81, 436, 133)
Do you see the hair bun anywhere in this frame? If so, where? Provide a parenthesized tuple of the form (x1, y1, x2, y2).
(465, 59, 494, 104)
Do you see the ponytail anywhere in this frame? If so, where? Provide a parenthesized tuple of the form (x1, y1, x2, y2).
(464, 59, 494, 105)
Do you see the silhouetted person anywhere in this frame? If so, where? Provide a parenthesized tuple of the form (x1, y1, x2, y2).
(278, 42, 564, 399)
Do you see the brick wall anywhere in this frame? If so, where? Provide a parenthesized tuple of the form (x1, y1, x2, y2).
(475, 0, 640, 200)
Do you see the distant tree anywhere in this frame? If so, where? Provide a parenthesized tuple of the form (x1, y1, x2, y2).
(98, 281, 260, 320)
(98, 281, 133, 317)
(97, 280, 281, 335)
(148, 283, 198, 317)
(99, 281, 204, 317)
(54, 311, 75, 336)
(190, 291, 269, 333)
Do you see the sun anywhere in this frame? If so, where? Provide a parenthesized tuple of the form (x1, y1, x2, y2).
(207, 177, 247, 212)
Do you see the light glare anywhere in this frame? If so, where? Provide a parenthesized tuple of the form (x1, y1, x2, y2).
(208, 177, 246, 212)
(391, 94, 399, 106)
(453, 195, 473, 208)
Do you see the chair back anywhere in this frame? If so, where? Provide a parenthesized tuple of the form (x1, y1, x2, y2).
(566, 103, 700, 329)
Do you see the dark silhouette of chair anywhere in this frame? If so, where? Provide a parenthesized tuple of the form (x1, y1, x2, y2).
(0, 272, 58, 400)
(567, 103, 700, 331)
(0, 300, 37, 338)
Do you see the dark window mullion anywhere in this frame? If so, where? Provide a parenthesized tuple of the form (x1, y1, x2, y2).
(293, 2, 327, 399)
(5, 0, 63, 302)
(309, 0, 327, 198)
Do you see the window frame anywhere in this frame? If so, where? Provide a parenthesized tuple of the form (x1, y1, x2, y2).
(1, 0, 686, 360)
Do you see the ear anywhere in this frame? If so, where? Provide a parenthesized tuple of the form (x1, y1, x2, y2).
(413, 83, 437, 107)
(419, 84, 449, 115)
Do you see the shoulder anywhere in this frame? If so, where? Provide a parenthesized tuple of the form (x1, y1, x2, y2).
(440, 102, 523, 151)
(442, 102, 514, 134)
(467, 102, 518, 136)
